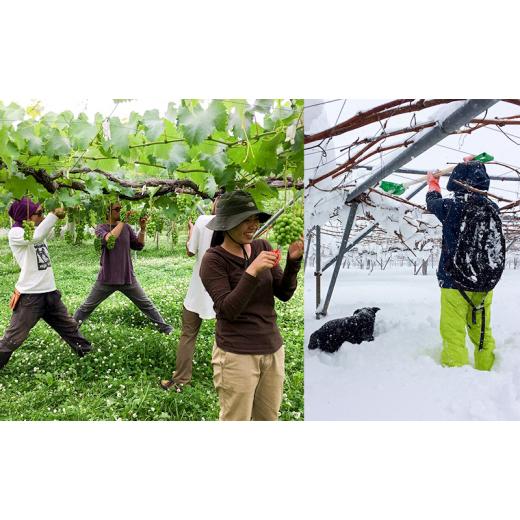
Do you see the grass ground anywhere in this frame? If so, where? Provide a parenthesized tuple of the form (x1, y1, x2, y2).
(0, 234, 303, 421)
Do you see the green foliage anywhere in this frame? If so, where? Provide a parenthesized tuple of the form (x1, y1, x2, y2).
(0, 99, 303, 223)
(23, 220, 35, 240)
(0, 238, 303, 421)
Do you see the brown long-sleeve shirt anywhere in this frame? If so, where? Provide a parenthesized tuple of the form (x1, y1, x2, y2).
(199, 239, 301, 355)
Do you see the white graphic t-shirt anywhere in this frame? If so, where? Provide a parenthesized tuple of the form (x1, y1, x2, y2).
(183, 214, 216, 320)
(8, 213, 58, 294)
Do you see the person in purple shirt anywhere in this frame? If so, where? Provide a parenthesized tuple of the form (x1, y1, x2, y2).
(73, 202, 172, 334)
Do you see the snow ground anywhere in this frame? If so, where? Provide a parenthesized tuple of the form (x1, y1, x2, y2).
(305, 267, 520, 420)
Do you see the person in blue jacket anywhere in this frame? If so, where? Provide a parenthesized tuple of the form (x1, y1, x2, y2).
(426, 159, 497, 370)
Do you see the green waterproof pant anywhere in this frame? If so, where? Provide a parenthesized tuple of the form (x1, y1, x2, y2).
(440, 288, 496, 371)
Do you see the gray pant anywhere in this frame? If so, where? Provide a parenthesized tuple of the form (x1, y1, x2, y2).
(74, 280, 172, 333)
(0, 291, 91, 369)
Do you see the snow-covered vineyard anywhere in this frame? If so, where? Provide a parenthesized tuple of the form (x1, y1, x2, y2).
(304, 99, 520, 420)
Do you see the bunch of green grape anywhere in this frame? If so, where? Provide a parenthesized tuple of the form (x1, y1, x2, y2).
(64, 230, 74, 245)
(126, 212, 140, 226)
(23, 220, 35, 241)
(75, 221, 85, 245)
(106, 234, 116, 250)
(146, 211, 164, 238)
(88, 210, 98, 228)
(54, 219, 65, 239)
(176, 194, 199, 223)
(272, 208, 304, 246)
(123, 204, 141, 226)
(170, 226, 179, 245)
(94, 236, 102, 253)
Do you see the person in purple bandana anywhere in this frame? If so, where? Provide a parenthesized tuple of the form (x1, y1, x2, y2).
(0, 197, 91, 370)
(73, 202, 172, 334)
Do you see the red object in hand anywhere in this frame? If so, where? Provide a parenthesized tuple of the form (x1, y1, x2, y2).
(273, 249, 282, 267)
(426, 171, 441, 193)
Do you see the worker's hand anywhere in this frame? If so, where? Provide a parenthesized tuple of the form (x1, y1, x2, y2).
(288, 237, 304, 261)
(463, 154, 475, 163)
(53, 208, 66, 219)
(139, 215, 148, 231)
(426, 171, 441, 193)
(246, 250, 278, 277)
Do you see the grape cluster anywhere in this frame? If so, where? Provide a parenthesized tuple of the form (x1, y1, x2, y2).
(23, 220, 35, 241)
(176, 195, 199, 224)
(54, 219, 65, 239)
(94, 236, 102, 253)
(75, 222, 85, 245)
(146, 212, 164, 238)
(106, 234, 116, 250)
(272, 211, 304, 246)
(64, 230, 74, 245)
(88, 210, 98, 228)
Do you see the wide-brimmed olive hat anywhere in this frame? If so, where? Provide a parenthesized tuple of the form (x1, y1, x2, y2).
(206, 190, 271, 231)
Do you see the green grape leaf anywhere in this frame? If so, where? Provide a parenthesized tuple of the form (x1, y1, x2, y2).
(214, 166, 238, 190)
(55, 111, 75, 130)
(178, 100, 227, 145)
(252, 100, 273, 113)
(5, 174, 48, 199)
(0, 103, 25, 125)
(18, 130, 43, 155)
(256, 133, 284, 170)
(69, 117, 98, 150)
(157, 142, 189, 173)
(199, 149, 229, 175)
(227, 141, 262, 173)
(0, 127, 20, 168)
(228, 107, 251, 139)
(165, 102, 177, 123)
(45, 129, 71, 157)
(56, 189, 83, 207)
(142, 109, 164, 141)
(84, 174, 105, 196)
(250, 180, 278, 206)
(109, 117, 136, 153)
(86, 158, 119, 172)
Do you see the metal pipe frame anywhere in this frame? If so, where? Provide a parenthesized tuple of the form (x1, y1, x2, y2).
(345, 100, 499, 202)
(352, 165, 520, 182)
(316, 202, 358, 318)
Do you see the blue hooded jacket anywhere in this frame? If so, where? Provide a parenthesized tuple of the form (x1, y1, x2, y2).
(426, 161, 497, 289)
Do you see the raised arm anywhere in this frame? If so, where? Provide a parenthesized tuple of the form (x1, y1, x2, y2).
(9, 213, 59, 247)
(200, 252, 259, 321)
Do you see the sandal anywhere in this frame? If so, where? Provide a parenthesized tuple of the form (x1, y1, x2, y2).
(160, 379, 184, 392)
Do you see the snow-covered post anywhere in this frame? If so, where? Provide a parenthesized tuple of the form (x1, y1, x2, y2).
(304, 226, 313, 270)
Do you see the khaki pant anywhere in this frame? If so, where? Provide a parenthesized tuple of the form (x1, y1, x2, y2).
(212, 344, 285, 421)
(172, 306, 203, 385)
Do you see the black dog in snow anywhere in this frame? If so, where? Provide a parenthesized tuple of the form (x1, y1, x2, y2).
(308, 307, 380, 353)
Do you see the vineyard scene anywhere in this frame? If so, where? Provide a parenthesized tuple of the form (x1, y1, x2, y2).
(0, 98, 304, 420)
(304, 99, 520, 420)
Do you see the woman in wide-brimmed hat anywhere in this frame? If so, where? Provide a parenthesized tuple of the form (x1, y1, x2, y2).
(199, 190, 303, 421)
